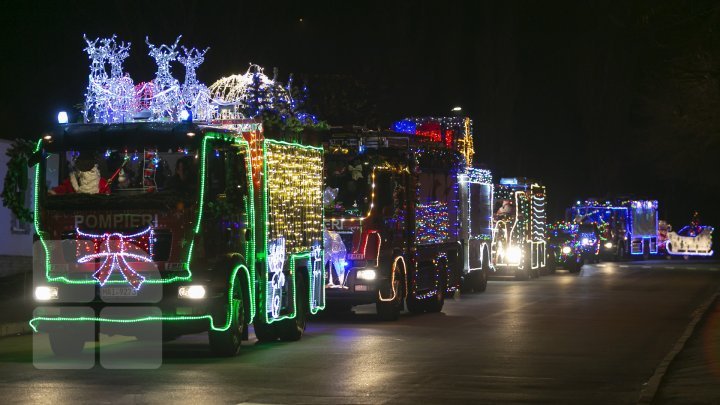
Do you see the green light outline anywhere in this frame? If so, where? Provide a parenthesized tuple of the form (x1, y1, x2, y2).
(30, 264, 252, 332)
(30, 132, 258, 329)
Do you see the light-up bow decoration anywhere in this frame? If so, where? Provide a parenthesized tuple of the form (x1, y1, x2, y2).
(267, 237, 286, 319)
(76, 226, 154, 289)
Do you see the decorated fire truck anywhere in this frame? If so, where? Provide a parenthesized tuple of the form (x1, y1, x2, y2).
(569, 199, 659, 259)
(26, 35, 325, 358)
(491, 178, 548, 279)
(322, 116, 482, 320)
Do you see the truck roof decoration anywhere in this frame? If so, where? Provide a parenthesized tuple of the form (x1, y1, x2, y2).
(80, 35, 317, 127)
(392, 116, 474, 167)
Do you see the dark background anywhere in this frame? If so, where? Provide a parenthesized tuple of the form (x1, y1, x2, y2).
(1, 0, 719, 228)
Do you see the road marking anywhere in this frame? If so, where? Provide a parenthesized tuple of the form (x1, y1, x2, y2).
(642, 266, 651, 269)
(687, 267, 697, 270)
(620, 265, 629, 268)
(637, 289, 720, 404)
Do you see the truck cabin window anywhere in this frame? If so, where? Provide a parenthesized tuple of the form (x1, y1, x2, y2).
(324, 156, 371, 216)
(44, 148, 200, 207)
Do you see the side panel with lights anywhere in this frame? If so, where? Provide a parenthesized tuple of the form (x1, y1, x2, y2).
(261, 139, 324, 323)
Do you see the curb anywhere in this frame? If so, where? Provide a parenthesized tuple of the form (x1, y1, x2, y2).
(0, 320, 32, 338)
(637, 289, 720, 404)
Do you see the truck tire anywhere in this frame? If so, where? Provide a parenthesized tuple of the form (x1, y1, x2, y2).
(253, 321, 278, 342)
(376, 260, 404, 321)
(425, 287, 445, 313)
(406, 294, 424, 314)
(472, 268, 488, 293)
(49, 331, 85, 358)
(278, 274, 308, 342)
(209, 273, 245, 357)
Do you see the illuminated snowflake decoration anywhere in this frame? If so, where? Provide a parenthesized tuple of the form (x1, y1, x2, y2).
(267, 237, 286, 319)
(76, 226, 154, 289)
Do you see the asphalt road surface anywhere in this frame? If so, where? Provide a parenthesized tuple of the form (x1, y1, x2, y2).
(1, 260, 718, 404)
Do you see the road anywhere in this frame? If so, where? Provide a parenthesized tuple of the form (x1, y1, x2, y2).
(1, 260, 718, 404)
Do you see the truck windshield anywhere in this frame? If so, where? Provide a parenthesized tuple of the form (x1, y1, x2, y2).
(43, 148, 199, 209)
(324, 156, 371, 217)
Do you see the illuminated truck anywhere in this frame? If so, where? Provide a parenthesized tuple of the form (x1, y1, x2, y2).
(323, 118, 474, 320)
(30, 121, 325, 357)
(458, 167, 494, 292)
(492, 178, 547, 279)
(569, 199, 659, 259)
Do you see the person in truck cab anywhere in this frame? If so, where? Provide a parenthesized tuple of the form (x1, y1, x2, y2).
(49, 152, 110, 195)
(165, 156, 197, 194)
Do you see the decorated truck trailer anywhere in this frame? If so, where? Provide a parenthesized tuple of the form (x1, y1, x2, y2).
(322, 117, 479, 320)
(569, 199, 659, 259)
(30, 121, 325, 357)
(491, 178, 548, 279)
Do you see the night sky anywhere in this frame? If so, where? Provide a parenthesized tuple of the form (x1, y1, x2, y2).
(2, 0, 719, 228)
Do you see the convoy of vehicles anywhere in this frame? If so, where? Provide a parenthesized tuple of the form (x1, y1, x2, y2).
(11, 34, 713, 362)
(30, 121, 325, 356)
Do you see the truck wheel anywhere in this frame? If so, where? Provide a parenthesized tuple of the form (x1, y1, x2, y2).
(253, 321, 278, 342)
(425, 287, 445, 313)
(472, 267, 488, 293)
(377, 262, 404, 321)
(406, 294, 425, 314)
(547, 252, 557, 274)
(209, 276, 245, 357)
(278, 275, 308, 342)
(515, 267, 530, 280)
(49, 331, 85, 358)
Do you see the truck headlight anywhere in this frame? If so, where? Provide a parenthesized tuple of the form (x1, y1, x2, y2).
(178, 285, 206, 299)
(562, 246, 572, 255)
(35, 286, 59, 301)
(581, 238, 591, 246)
(507, 246, 522, 264)
(356, 269, 377, 281)
(604, 242, 613, 249)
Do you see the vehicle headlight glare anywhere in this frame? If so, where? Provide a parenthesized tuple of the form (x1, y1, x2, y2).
(562, 246, 572, 255)
(35, 286, 59, 301)
(507, 246, 522, 264)
(178, 285, 206, 299)
(356, 269, 377, 281)
(604, 242, 613, 249)
(582, 238, 591, 246)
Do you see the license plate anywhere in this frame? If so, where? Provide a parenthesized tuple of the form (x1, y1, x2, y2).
(100, 286, 138, 297)
(348, 253, 364, 260)
(355, 285, 368, 292)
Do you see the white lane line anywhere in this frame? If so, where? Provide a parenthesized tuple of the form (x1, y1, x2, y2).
(642, 266, 651, 269)
(688, 267, 697, 270)
(620, 265, 629, 268)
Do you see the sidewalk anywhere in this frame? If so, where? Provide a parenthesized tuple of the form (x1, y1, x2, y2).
(0, 270, 34, 337)
(653, 295, 720, 404)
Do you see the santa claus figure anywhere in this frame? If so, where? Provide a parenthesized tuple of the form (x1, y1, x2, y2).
(50, 152, 110, 195)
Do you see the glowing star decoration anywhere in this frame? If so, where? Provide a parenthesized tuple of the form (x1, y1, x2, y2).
(76, 226, 154, 289)
(267, 237, 286, 319)
(146, 36, 182, 120)
(178, 46, 213, 121)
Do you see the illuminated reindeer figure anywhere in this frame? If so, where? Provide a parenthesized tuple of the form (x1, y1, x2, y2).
(105, 36, 136, 122)
(83, 35, 110, 123)
(324, 228, 348, 287)
(146, 36, 182, 120)
(178, 45, 212, 121)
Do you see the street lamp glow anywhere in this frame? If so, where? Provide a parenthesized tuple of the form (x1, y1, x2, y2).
(451, 106, 462, 112)
(57, 111, 69, 124)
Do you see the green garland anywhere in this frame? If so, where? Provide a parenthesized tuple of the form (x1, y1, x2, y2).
(2, 139, 35, 222)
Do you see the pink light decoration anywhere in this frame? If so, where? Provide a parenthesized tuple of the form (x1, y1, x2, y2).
(76, 226, 154, 289)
